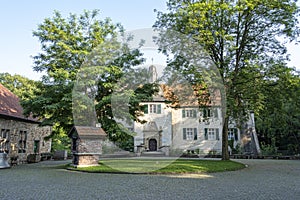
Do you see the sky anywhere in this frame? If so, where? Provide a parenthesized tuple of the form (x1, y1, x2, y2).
(0, 0, 299, 80)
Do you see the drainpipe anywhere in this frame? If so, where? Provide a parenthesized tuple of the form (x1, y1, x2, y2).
(250, 111, 261, 155)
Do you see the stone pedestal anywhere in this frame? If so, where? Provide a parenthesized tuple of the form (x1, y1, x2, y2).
(73, 153, 101, 167)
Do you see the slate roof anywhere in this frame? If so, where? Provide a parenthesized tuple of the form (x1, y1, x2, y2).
(0, 83, 38, 122)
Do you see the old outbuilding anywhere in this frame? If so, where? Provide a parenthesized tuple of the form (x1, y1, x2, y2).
(0, 83, 52, 165)
(68, 126, 106, 167)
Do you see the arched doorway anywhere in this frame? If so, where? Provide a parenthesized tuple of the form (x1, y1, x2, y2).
(148, 139, 157, 151)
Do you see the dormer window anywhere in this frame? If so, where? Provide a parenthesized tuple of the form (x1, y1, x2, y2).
(182, 109, 196, 118)
(143, 104, 162, 114)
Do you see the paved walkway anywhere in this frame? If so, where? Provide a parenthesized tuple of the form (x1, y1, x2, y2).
(0, 159, 299, 200)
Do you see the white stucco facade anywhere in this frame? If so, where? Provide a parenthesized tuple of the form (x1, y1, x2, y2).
(132, 101, 243, 154)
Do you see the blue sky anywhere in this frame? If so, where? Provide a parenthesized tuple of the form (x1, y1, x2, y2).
(0, 0, 167, 80)
(0, 1, 299, 80)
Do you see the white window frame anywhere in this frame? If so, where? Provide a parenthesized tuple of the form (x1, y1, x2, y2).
(149, 104, 157, 113)
(148, 104, 161, 114)
(186, 128, 194, 140)
(207, 128, 215, 140)
(185, 110, 194, 117)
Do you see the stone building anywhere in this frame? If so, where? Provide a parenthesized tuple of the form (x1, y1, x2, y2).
(0, 84, 52, 164)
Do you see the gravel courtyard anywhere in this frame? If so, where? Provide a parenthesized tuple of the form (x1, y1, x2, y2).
(0, 159, 299, 200)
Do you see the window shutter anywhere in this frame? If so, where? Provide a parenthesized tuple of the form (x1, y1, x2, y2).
(24, 131, 27, 140)
(143, 104, 148, 114)
(214, 108, 218, 118)
(216, 129, 220, 140)
(234, 128, 238, 141)
(183, 128, 186, 140)
(194, 128, 197, 140)
(193, 110, 197, 118)
(157, 104, 161, 114)
(182, 109, 185, 118)
(204, 128, 208, 140)
(203, 108, 207, 118)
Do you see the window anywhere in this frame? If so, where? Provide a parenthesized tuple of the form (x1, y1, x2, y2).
(182, 109, 196, 118)
(204, 128, 219, 140)
(18, 131, 27, 153)
(34, 140, 40, 154)
(0, 129, 10, 153)
(202, 108, 219, 118)
(149, 104, 157, 113)
(143, 104, 161, 114)
(183, 128, 197, 140)
(228, 128, 238, 141)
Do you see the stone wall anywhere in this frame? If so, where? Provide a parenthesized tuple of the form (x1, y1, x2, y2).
(76, 154, 99, 166)
(77, 138, 102, 154)
(0, 117, 52, 163)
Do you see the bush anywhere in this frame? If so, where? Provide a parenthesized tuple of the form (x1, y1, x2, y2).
(261, 143, 277, 156)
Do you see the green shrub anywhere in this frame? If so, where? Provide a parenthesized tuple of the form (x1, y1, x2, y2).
(261, 143, 277, 155)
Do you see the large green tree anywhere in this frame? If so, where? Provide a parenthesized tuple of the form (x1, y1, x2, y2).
(23, 10, 121, 129)
(23, 10, 157, 151)
(155, 0, 299, 159)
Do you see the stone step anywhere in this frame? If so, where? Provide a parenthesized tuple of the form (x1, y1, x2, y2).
(141, 151, 166, 157)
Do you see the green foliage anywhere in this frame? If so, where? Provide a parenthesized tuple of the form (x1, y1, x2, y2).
(23, 10, 124, 131)
(154, 0, 299, 159)
(228, 139, 234, 150)
(256, 69, 300, 155)
(261, 138, 278, 156)
(50, 124, 71, 152)
(23, 10, 157, 152)
(0, 73, 42, 100)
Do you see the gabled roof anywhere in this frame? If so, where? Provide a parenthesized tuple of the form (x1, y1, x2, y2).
(0, 83, 38, 123)
(68, 126, 107, 139)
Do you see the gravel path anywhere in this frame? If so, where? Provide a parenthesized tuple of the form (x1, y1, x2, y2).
(0, 159, 299, 200)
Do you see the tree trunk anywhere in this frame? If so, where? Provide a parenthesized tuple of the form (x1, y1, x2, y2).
(222, 116, 230, 160)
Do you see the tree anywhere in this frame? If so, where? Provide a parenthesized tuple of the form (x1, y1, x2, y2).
(23, 10, 122, 130)
(23, 10, 157, 151)
(154, 0, 299, 159)
(256, 67, 300, 155)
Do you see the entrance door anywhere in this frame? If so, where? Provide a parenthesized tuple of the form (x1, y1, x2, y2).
(148, 139, 157, 151)
(34, 140, 40, 154)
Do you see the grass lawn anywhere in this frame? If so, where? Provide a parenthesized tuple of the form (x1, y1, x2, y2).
(67, 159, 246, 174)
